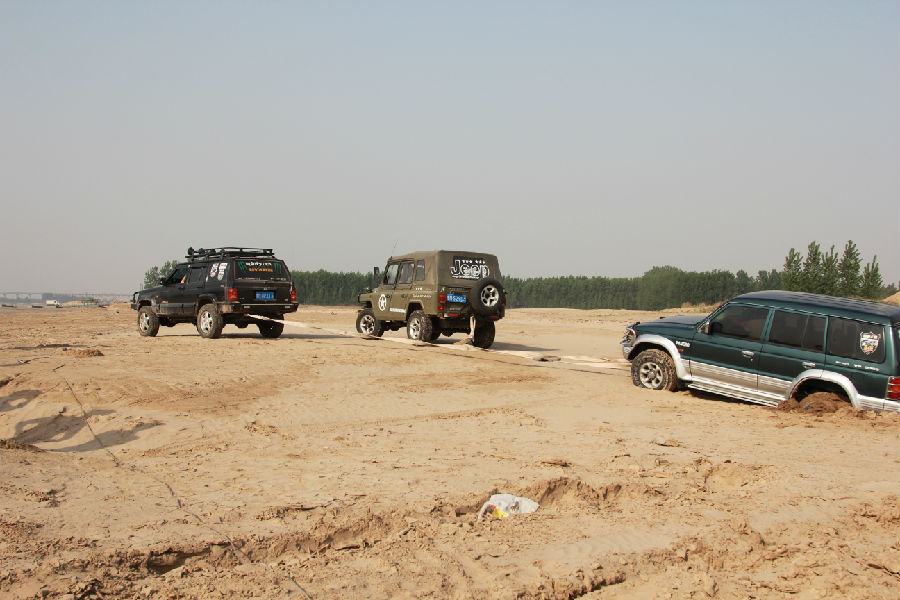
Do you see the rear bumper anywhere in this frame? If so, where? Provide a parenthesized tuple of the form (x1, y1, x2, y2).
(220, 302, 298, 314)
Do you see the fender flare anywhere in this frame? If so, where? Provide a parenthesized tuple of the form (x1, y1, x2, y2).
(194, 296, 218, 313)
(629, 335, 691, 381)
(788, 370, 860, 409)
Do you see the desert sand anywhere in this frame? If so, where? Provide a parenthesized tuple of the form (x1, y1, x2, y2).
(1, 304, 898, 599)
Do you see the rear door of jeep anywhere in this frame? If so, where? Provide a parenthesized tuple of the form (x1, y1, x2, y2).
(232, 259, 292, 306)
(756, 309, 827, 401)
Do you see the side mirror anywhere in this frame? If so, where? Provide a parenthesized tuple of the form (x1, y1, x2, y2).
(374, 266, 380, 277)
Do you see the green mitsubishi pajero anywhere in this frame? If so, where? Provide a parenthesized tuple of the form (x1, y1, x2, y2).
(622, 291, 900, 413)
(355, 250, 505, 348)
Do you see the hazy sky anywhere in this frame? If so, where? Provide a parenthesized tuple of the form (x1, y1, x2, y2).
(2, 1, 897, 294)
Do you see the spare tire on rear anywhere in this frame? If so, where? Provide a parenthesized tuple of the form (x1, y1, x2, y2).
(470, 277, 504, 316)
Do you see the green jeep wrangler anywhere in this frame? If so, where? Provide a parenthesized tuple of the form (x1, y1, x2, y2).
(622, 290, 900, 413)
(355, 250, 505, 348)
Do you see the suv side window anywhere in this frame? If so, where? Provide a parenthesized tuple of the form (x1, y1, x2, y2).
(768, 310, 825, 351)
(708, 305, 769, 341)
(415, 260, 426, 282)
(168, 266, 189, 285)
(383, 263, 399, 286)
(398, 262, 414, 285)
(188, 266, 205, 285)
(827, 317, 885, 363)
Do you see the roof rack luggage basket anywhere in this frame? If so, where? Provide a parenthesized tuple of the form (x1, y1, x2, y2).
(186, 247, 276, 261)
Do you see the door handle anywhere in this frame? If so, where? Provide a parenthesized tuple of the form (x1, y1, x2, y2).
(741, 350, 755, 358)
(802, 362, 816, 368)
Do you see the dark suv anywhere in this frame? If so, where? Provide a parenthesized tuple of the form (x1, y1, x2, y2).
(622, 291, 900, 413)
(132, 247, 298, 339)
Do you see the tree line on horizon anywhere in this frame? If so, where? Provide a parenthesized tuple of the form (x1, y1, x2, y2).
(143, 240, 895, 310)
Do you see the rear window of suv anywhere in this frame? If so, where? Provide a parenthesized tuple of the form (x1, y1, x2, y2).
(234, 260, 289, 281)
(826, 317, 885, 363)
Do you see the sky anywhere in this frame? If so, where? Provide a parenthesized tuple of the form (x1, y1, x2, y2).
(1, 1, 897, 294)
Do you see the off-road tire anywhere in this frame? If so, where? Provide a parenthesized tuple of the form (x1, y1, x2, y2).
(407, 310, 434, 342)
(427, 328, 442, 342)
(137, 306, 160, 337)
(197, 303, 224, 339)
(472, 320, 495, 349)
(257, 319, 284, 339)
(470, 277, 504, 316)
(631, 349, 677, 391)
(356, 308, 384, 337)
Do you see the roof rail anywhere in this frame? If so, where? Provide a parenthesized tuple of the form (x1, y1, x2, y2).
(185, 247, 276, 261)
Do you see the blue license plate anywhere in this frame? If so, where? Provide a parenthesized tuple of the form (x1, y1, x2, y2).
(255, 291, 275, 300)
(447, 293, 466, 303)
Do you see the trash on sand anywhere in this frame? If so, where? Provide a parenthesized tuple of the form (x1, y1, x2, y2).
(652, 437, 680, 447)
(477, 494, 539, 520)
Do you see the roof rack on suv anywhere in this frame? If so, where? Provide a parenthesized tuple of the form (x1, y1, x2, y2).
(185, 247, 275, 261)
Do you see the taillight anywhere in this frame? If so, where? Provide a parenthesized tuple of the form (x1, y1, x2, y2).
(227, 288, 239, 302)
(290, 288, 297, 302)
(438, 294, 447, 302)
(887, 376, 900, 401)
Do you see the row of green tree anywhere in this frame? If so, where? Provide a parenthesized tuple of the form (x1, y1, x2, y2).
(781, 241, 885, 299)
(502, 266, 784, 310)
(142, 239, 895, 309)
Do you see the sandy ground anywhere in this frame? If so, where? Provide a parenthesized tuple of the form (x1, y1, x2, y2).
(1, 304, 898, 600)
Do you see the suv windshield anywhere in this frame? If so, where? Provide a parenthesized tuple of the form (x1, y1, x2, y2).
(234, 260, 289, 281)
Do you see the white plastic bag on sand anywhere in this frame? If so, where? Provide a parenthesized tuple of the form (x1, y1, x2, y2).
(477, 494, 539, 520)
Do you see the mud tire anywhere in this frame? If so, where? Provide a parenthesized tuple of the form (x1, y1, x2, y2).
(356, 308, 384, 337)
(138, 306, 160, 337)
(470, 277, 504, 316)
(407, 310, 434, 342)
(197, 303, 224, 339)
(473, 320, 496, 349)
(631, 349, 677, 391)
(257, 320, 284, 339)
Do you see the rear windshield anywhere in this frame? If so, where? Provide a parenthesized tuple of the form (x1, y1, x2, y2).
(234, 260, 289, 281)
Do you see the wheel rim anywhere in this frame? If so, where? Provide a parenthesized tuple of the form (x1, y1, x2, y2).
(409, 318, 421, 339)
(480, 285, 500, 308)
(199, 310, 212, 333)
(139, 312, 150, 331)
(360, 314, 375, 335)
(639, 361, 663, 388)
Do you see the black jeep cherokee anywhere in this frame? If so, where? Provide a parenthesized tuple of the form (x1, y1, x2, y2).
(132, 247, 298, 339)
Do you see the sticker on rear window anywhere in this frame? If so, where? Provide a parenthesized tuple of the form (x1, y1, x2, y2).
(859, 331, 880, 355)
(450, 256, 490, 280)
